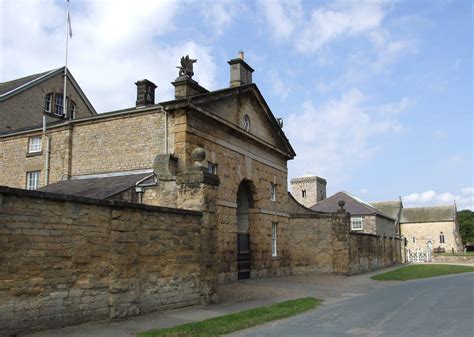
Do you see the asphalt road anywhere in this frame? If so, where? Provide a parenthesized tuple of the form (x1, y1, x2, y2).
(228, 273, 474, 337)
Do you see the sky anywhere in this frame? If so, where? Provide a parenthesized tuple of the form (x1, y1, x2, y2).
(1, 0, 473, 210)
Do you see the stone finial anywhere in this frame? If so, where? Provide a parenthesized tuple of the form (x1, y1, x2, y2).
(338, 200, 345, 211)
(191, 147, 206, 166)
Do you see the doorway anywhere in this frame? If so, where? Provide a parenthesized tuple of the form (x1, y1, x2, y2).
(236, 181, 252, 280)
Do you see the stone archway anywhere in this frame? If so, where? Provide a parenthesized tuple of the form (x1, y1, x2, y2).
(236, 180, 253, 280)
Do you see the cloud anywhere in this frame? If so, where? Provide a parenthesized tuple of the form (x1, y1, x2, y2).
(296, 1, 386, 53)
(286, 89, 405, 184)
(266, 69, 291, 99)
(403, 188, 474, 210)
(198, 0, 243, 36)
(1, 0, 218, 112)
(257, 0, 303, 40)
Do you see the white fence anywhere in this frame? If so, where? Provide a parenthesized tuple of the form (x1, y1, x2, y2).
(407, 248, 431, 263)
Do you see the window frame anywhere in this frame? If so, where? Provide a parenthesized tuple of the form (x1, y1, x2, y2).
(44, 93, 52, 112)
(54, 94, 64, 116)
(26, 171, 40, 190)
(350, 217, 364, 231)
(439, 232, 445, 244)
(302, 189, 306, 198)
(69, 100, 77, 119)
(28, 136, 42, 153)
(270, 183, 277, 202)
(207, 162, 217, 175)
(271, 222, 278, 257)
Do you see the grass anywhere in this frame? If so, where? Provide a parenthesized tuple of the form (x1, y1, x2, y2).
(371, 264, 474, 281)
(138, 297, 322, 337)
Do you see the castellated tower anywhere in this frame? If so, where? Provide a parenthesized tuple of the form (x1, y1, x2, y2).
(290, 174, 327, 208)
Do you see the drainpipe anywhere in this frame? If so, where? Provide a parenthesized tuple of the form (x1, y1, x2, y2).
(164, 107, 168, 154)
(43, 116, 51, 186)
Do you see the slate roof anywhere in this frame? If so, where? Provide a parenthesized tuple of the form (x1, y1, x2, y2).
(0, 70, 53, 96)
(400, 205, 456, 223)
(371, 201, 402, 221)
(310, 191, 395, 220)
(38, 173, 151, 199)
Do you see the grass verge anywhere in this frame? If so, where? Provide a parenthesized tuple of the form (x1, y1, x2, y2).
(138, 297, 322, 337)
(371, 264, 474, 281)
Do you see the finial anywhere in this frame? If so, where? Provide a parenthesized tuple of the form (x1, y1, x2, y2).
(177, 55, 197, 78)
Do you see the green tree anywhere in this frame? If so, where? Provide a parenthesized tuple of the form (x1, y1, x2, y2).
(457, 210, 474, 244)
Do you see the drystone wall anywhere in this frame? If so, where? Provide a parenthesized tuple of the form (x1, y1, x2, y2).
(0, 186, 207, 337)
(348, 233, 402, 274)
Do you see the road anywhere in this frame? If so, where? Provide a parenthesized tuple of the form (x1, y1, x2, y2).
(228, 273, 474, 337)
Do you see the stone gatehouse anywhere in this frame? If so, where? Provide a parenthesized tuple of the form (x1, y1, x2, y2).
(0, 53, 402, 335)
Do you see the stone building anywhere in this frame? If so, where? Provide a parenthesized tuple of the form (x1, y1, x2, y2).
(0, 54, 402, 335)
(311, 190, 398, 238)
(290, 174, 327, 208)
(399, 204, 463, 253)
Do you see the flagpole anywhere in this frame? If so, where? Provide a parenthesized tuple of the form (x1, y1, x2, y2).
(62, 0, 70, 119)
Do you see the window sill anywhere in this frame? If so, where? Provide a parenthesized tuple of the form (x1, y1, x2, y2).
(272, 256, 280, 260)
(26, 151, 43, 157)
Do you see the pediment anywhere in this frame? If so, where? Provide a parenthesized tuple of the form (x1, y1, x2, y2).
(192, 85, 295, 159)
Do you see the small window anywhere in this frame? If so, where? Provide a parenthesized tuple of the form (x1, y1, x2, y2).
(413, 237, 416, 243)
(69, 101, 76, 119)
(243, 114, 250, 131)
(271, 222, 278, 257)
(44, 93, 52, 112)
(351, 217, 363, 230)
(270, 183, 276, 201)
(207, 162, 217, 175)
(26, 171, 40, 190)
(28, 136, 42, 153)
(440, 232, 445, 244)
(54, 94, 64, 116)
(302, 189, 306, 198)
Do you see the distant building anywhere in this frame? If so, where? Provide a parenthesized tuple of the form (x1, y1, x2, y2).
(400, 205, 463, 253)
(290, 174, 326, 208)
(310, 191, 398, 237)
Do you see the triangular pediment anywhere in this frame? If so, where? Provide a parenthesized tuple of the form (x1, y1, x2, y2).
(190, 84, 295, 159)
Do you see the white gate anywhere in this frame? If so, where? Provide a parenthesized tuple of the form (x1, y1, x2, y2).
(407, 248, 431, 263)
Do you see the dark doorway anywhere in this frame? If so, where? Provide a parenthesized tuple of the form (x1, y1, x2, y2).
(237, 181, 252, 280)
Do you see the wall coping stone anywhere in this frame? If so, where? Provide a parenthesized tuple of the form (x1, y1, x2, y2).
(0, 185, 202, 216)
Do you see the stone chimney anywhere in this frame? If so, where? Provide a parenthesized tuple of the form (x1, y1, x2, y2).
(228, 51, 254, 87)
(135, 79, 157, 107)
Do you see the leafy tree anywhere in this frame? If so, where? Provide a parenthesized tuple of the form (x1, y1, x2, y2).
(457, 210, 474, 244)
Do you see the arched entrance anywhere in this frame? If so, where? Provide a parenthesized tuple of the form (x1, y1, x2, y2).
(236, 181, 253, 280)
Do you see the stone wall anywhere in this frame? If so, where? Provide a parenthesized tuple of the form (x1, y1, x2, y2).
(401, 221, 461, 252)
(0, 186, 208, 337)
(348, 233, 402, 274)
(431, 254, 474, 264)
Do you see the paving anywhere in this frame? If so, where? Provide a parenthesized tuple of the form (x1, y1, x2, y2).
(24, 266, 401, 337)
(227, 272, 474, 337)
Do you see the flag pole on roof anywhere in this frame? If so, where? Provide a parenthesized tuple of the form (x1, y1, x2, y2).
(62, 0, 72, 119)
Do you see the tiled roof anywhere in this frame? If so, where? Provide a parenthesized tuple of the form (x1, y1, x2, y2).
(0, 70, 54, 96)
(38, 173, 151, 199)
(401, 205, 455, 223)
(311, 191, 395, 220)
(371, 201, 402, 221)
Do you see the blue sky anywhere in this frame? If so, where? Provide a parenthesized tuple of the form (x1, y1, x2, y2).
(1, 0, 472, 209)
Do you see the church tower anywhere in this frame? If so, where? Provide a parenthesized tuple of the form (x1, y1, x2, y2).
(290, 174, 327, 208)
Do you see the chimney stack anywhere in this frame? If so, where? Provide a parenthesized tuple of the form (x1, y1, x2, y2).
(228, 51, 254, 87)
(135, 79, 157, 107)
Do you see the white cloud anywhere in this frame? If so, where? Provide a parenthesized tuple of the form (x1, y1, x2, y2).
(266, 69, 290, 99)
(257, 0, 303, 40)
(286, 89, 404, 184)
(296, 1, 386, 53)
(1, 0, 218, 112)
(403, 188, 474, 210)
(199, 0, 243, 36)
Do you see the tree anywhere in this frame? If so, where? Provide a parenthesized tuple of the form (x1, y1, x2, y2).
(457, 210, 474, 244)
